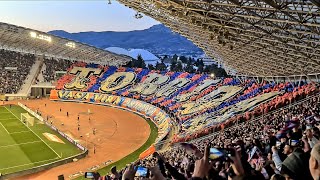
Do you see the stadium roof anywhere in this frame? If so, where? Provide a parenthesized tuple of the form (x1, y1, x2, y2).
(0, 22, 131, 66)
(118, 0, 320, 77)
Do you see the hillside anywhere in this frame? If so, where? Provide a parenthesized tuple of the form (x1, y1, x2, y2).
(48, 24, 203, 56)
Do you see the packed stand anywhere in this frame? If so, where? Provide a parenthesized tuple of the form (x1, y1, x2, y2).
(0, 49, 35, 94)
(98, 94, 320, 180)
(53, 62, 320, 179)
(41, 58, 72, 82)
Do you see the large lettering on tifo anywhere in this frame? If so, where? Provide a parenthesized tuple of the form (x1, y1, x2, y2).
(179, 85, 243, 116)
(179, 91, 280, 138)
(100, 72, 136, 93)
(155, 78, 191, 98)
(175, 79, 220, 102)
(64, 67, 102, 90)
(129, 73, 170, 96)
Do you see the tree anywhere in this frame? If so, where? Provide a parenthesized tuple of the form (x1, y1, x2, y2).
(195, 59, 200, 66)
(172, 54, 178, 61)
(203, 64, 228, 77)
(185, 59, 195, 73)
(155, 61, 167, 71)
(176, 61, 183, 72)
(170, 58, 177, 71)
(199, 59, 204, 67)
(148, 64, 155, 70)
(195, 59, 204, 73)
(136, 54, 146, 69)
(124, 59, 133, 68)
(179, 56, 188, 63)
(197, 64, 204, 73)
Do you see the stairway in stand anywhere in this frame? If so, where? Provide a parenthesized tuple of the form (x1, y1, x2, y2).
(16, 58, 43, 96)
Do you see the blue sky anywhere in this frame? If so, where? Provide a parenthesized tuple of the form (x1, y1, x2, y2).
(0, 1, 160, 33)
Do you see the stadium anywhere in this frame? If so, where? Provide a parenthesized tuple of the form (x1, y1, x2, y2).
(0, 1, 319, 180)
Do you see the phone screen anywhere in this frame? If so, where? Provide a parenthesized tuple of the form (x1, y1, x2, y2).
(290, 139, 299, 146)
(276, 141, 281, 147)
(209, 148, 224, 160)
(84, 172, 94, 179)
(135, 166, 148, 177)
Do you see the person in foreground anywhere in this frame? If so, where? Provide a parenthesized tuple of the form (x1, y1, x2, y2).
(310, 143, 320, 180)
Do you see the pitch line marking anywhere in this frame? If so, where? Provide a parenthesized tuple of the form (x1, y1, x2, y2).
(0, 157, 60, 171)
(0, 140, 42, 148)
(0, 122, 9, 134)
(0, 118, 19, 120)
(0, 118, 17, 121)
(9, 130, 31, 134)
(4, 106, 61, 158)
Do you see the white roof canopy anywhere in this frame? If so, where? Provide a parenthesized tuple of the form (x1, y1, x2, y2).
(0, 22, 131, 66)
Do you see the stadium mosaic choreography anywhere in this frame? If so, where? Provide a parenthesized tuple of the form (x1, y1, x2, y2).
(0, 0, 320, 180)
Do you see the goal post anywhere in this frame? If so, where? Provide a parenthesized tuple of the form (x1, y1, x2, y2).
(21, 113, 35, 126)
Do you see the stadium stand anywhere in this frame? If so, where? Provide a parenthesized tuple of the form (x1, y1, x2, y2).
(106, 94, 320, 180)
(0, 49, 36, 94)
(50, 62, 320, 179)
(41, 58, 73, 83)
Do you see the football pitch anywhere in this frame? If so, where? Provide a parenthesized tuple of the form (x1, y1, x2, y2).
(0, 105, 82, 175)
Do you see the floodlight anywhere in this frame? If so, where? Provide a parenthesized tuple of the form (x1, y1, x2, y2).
(30, 32, 37, 38)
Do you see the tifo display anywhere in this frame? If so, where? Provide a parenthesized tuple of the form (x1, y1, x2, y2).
(52, 63, 318, 143)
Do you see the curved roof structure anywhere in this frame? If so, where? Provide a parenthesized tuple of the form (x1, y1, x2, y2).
(118, 0, 320, 77)
(0, 22, 131, 66)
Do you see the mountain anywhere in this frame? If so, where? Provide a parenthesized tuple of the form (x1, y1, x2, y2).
(48, 24, 203, 56)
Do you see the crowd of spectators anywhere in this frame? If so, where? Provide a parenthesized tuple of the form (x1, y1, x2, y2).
(97, 94, 320, 180)
(0, 49, 35, 94)
(41, 58, 72, 82)
(52, 62, 320, 179)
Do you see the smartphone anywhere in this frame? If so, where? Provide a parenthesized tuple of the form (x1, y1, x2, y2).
(135, 166, 149, 177)
(290, 139, 299, 146)
(84, 172, 95, 179)
(209, 148, 235, 160)
(276, 141, 281, 147)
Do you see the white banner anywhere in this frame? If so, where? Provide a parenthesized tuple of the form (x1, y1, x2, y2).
(18, 102, 44, 121)
(5, 67, 18, 70)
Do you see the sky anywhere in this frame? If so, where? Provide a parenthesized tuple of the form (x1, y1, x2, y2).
(0, 0, 160, 33)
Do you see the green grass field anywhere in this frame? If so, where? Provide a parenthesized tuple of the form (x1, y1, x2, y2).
(0, 105, 82, 175)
